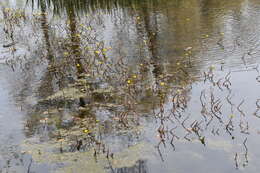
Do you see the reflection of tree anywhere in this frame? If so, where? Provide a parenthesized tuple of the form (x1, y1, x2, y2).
(115, 160, 148, 173)
(36, 0, 55, 99)
(66, 6, 85, 75)
(39, 0, 54, 62)
(28, 0, 161, 14)
(23, 0, 197, 132)
(141, 2, 163, 80)
(18, 0, 257, 170)
(22, 0, 220, 147)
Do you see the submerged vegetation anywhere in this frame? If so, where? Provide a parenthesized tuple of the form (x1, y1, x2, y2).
(0, 0, 260, 172)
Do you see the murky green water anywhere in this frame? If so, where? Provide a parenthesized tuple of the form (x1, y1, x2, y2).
(0, 0, 260, 172)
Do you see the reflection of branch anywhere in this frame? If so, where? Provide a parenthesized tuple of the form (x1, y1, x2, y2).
(179, 116, 193, 141)
(243, 138, 248, 167)
(184, 133, 191, 141)
(205, 115, 213, 129)
(169, 126, 180, 151)
(223, 71, 231, 90)
(203, 71, 214, 83)
(241, 53, 246, 65)
(226, 92, 234, 113)
(234, 153, 238, 169)
(210, 91, 223, 123)
(253, 99, 260, 118)
(170, 137, 175, 151)
(225, 118, 234, 137)
(107, 155, 115, 173)
(191, 121, 205, 146)
(237, 100, 245, 117)
(169, 126, 179, 140)
(27, 158, 32, 173)
(156, 145, 164, 162)
(216, 78, 223, 91)
(253, 64, 259, 73)
(181, 116, 191, 133)
(200, 90, 208, 121)
(239, 120, 249, 134)
(256, 76, 260, 83)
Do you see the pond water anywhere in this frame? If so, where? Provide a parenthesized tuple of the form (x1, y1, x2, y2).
(0, 0, 260, 172)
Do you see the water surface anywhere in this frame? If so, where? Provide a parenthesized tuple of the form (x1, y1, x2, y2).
(0, 0, 260, 172)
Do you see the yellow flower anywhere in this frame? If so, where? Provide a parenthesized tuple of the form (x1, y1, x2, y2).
(76, 64, 81, 67)
(95, 50, 100, 54)
(230, 114, 235, 118)
(132, 75, 137, 79)
(83, 129, 90, 134)
(102, 48, 108, 52)
(160, 82, 165, 86)
(127, 80, 132, 84)
(63, 52, 69, 56)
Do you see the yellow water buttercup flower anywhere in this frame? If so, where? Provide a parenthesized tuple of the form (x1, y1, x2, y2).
(83, 129, 90, 134)
(127, 79, 132, 84)
(160, 82, 166, 86)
